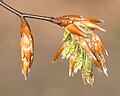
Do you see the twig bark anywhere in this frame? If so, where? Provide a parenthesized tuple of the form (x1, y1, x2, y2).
(0, 1, 60, 25)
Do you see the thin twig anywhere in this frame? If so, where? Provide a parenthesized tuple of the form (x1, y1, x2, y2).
(0, 0, 22, 17)
(0, 1, 60, 25)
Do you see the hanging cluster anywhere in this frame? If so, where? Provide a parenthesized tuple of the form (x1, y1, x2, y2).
(0, 1, 108, 86)
(19, 15, 108, 85)
(53, 15, 108, 85)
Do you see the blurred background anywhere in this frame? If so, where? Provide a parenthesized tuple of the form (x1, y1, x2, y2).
(0, 0, 119, 96)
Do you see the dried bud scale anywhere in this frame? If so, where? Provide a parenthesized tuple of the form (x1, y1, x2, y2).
(20, 19, 34, 80)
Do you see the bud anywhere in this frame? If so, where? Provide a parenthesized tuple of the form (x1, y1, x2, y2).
(20, 19, 34, 80)
(54, 15, 108, 85)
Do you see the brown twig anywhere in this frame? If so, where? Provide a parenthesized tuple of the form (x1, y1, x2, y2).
(0, 1, 60, 25)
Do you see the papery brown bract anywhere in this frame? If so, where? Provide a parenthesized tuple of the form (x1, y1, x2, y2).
(53, 42, 66, 62)
(80, 20, 106, 32)
(20, 19, 34, 80)
(69, 56, 75, 76)
(90, 33, 108, 75)
(92, 59, 103, 70)
(81, 67, 86, 85)
(94, 43, 105, 62)
(79, 37, 97, 60)
(65, 24, 87, 37)
(94, 34, 108, 56)
(80, 17, 104, 23)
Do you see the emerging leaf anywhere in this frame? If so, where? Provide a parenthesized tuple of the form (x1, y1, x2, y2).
(62, 40, 76, 59)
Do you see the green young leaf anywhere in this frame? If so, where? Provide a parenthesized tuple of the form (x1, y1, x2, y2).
(73, 53, 83, 75)
(63, 30, 71, 41)
(62, 40, 76, 59)
(83, 54, 94, 85)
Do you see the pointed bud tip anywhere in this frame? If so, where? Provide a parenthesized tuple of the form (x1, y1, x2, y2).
(28, 69, 31, 73)
(84, 34, 88, 38)
(52, 57, 58, 63)
(104, 71, 108, 77)
(21, 69, 28, 81)
(89, 52, 97, 60)
(101, 28, 106, 32)
(93, 55, 97, 61)
(69, 68, 71, 76)
(103, 67, 108, 77)
(24, 76, 27, 81)
(106, 51, 109, 56)
(99, 19, 104, 23)
(22, 69, 24, 74)
(69, 72, 71, 77)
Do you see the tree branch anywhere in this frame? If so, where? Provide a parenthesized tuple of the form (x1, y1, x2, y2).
(0, 1, 60, 25)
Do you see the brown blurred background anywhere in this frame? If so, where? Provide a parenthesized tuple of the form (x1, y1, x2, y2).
(0, 0, 120, 96)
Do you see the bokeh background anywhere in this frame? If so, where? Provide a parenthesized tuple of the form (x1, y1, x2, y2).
(0, 0, 119, 96)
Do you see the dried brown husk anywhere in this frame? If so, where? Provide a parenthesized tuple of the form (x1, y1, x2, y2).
(20, 19, 34, 80)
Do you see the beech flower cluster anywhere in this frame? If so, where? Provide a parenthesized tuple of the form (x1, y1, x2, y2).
(53, 15, 108, 85)
(0, 1, 108, 86)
